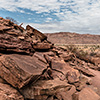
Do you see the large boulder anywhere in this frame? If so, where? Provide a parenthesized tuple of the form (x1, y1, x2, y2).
(0, 54, 47, 89)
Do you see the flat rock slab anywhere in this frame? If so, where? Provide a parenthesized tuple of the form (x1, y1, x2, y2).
(89, 68, 100, 95)
(73, 87, 100, 100)
(0, 54, 47, 89)
(0, 83, 24, 100)
(51, 59, 72, 73)
(51, 59, 80, 77)
(74, 66, 95, 77)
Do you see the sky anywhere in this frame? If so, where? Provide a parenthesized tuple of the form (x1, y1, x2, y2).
(0, 0, 100, 34)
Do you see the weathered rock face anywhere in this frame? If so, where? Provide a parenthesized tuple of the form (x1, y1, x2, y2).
(20, 79, 72, 99)
(0, 54, 47, 89)
(0, 18, 33, 55)
(0, 17, 52, 55)
(0, 17, 100, 100)
(0, 83, 24, 100)
(26, 25, 47, 41)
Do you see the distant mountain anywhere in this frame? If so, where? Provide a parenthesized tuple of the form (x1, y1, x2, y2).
(45, 32, 100, 44)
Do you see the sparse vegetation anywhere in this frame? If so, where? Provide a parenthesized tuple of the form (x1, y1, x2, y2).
(6, 17, 18, 24)
(65, 44, 77, 53)
(56, 44, 100, 57)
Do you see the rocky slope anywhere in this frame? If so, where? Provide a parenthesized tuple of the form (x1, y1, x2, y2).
(0, 17, 100, 100)
(46, 32, 100, 44)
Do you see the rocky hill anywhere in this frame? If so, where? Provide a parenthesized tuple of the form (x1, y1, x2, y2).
(0, 17, 100, 100)
(46, 32, 100, 44)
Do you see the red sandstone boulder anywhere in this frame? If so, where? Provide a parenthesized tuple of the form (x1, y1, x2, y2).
(0, 54, 47, 89)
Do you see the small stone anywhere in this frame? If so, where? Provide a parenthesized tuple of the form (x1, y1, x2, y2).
(66, 69, 80, 84)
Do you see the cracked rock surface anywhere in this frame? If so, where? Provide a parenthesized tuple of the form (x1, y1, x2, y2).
(0, 17, 100, 100)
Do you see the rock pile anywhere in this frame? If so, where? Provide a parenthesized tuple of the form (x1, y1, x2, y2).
(0, 17, 100, 100)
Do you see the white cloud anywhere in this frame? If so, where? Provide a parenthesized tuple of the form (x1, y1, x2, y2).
(28, 18, 32, 20)
(45, 18, 52, 22)
(1, 0, 100, 34)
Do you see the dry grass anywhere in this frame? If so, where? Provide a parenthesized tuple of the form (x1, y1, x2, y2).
(55, 44, 100, 57)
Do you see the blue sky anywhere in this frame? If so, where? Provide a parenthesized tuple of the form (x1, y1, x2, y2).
(0, 0, 100, 34)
